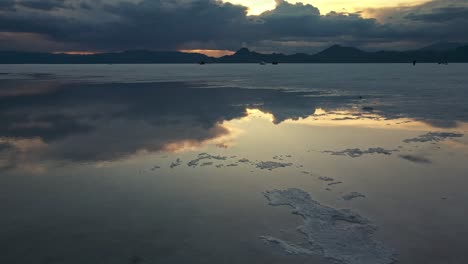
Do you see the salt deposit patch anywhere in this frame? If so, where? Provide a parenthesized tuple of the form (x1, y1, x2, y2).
(342, 192, 366, 201)
(150, 166, 160, 171)
(187, 153, 227, 167)
(200, 162, 213, 167)
(256, 161, 293, 170)
(324, 147, 395, 158)
(261, 188, 396, 264)
(170, 158, 181, 168)
(259, 236, 315, 255)
(403, 132, 464, 143)
(319, 176, 335, 182)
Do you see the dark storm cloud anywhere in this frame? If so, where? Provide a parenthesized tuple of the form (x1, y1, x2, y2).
(0, 0, 466, 52)
(93, 0, 251, 50)
(369, 0, 468, 46)
(256, 4, 383, 39)
(16, 0, 67, 10)
(0, 0, 15, 10)
(406, 7, 468, 22)
(0, 0, 252, 50)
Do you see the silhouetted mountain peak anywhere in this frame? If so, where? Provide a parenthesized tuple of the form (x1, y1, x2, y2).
(234, 48, 252, 56)
(2, 44, 468, 63)
(319, 45, 364, 55)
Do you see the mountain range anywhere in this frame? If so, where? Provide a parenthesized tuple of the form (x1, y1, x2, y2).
(1, 42, 467, 64)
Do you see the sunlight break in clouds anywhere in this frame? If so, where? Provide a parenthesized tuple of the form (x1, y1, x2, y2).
(225, 0, 431, 15)
(179, 49, 235, 57)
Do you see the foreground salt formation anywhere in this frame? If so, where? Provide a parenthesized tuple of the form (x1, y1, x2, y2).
(256, 161, 293, 170)
(323, 147, 395, 158)
(318, 176, 335, 182)
(261, 188, 396, 264)
(170, 158, 182, 168)
(187, 153, 227, 167)
(342, 192, 366, 201)
(403, 132, 464, 143)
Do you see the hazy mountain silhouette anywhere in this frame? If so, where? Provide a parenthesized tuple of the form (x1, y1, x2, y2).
(420, 42, 466, 52)
(0, 50, 212, 64)
(1, 44, 468, 64)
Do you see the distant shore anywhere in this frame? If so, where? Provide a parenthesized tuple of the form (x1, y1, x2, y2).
(1, 44, 467, 64)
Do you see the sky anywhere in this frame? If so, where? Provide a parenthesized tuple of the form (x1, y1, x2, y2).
(0, 0, 467, 54)
(227, 0, 430, 15)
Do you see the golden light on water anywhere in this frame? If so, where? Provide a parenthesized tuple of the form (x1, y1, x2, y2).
(240, 108, 468, 132)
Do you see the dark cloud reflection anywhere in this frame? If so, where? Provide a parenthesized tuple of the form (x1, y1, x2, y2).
(0, 74, 466, 171)
(0, 78, 354, 169)
(399, 154, 433, 164)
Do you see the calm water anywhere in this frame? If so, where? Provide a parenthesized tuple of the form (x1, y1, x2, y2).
(0, 64, 467, 264)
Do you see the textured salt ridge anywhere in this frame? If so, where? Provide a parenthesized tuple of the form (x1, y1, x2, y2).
(262, 188, 397, 264)
(259, 236, 315, 255)
(170, 158, 181, 168)
(342, 192, 366, 201)
(324, 147, 395, 158)
(319, 176, 335, 182)
(187, 153, 227, 167)
(200, 162, 213, 167)
(403, 132, 464, 143)
(256, 161, 293, 170)
(165, 153, 293, 171)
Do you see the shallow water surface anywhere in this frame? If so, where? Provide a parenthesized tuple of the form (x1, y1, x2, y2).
(0, 64, 467, 264)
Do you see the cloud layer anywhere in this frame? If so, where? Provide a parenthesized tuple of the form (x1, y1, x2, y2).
(0, 0, 467, 52)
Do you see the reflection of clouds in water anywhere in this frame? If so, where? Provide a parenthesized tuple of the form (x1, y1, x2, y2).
(0, 79, 467, 171)
(44, 120, 232, 162)
(0, 80, 61, 97)
(0, 138, 48, 172)
(0, 142, 12, 151)
(0, 81, 336, 170)
(0, 143, 13, 170)
(399, 154, 432, 164)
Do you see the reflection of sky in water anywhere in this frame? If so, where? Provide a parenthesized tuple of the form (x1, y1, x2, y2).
(1, 66, 468, 264)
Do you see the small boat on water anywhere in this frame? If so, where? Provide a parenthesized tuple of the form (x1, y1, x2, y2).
(272, 61, 279, 65)
(199, 61, 206, 65)
(259, 61, 266, 65)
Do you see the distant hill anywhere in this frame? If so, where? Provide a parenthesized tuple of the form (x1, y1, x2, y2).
(420, 42, 466, 52)
(0, 50, 211, 64)
(1, 44, 468, 64)
(218, 45, 468, 63)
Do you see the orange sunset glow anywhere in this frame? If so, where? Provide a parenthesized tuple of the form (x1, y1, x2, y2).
(53, 51, 100, 55)
(179, 49, 235, 57)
